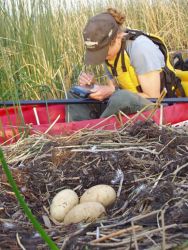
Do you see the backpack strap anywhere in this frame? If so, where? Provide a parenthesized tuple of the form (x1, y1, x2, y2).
(160, 66, 186, 97)
(109, 29, 145, 77)
(106, 29, 142, 77)
(125, 28, 144, 40)
(125, 29, 168, 62)
(105, 38, 127, 77)
(121, 39, 127, 72)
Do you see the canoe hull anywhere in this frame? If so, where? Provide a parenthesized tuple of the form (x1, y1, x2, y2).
(0, 103, 188, 144)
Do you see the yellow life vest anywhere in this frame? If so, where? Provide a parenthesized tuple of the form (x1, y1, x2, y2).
(175, 69, 188, 96)
(106, 29, 187, 97)
(107, 48, 139, 93)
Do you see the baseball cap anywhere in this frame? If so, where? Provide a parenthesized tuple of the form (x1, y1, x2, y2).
(83, 13, 119, 65)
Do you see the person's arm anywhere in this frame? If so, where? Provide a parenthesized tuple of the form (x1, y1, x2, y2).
(137, 70, 161, 98)
(89, 79, 115, 101)
(129, 36, 165, 98)
(78, 72, 115, 100)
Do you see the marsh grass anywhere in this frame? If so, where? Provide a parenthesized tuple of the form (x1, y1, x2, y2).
(0, 0, 188, 100)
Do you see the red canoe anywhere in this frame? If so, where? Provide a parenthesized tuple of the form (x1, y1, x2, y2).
(0, 102, 188, 144)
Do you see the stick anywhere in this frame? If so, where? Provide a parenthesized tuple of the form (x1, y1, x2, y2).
(16, 233, 26, 250)
(33, 107, 40, 125)
(91, 225, 142, 243)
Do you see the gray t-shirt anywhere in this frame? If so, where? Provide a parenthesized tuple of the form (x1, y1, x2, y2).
(105, 35, 165, 79)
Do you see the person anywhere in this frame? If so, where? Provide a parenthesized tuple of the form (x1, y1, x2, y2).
(66, 8, 185, 122)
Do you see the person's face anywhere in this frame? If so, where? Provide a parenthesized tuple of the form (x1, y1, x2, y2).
(106, 33, 124, 61)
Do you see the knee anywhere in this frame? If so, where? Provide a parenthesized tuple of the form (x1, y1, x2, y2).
(109, 90, 133, 107)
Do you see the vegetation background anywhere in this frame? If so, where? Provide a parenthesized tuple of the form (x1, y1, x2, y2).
(0, 0, 188, 101)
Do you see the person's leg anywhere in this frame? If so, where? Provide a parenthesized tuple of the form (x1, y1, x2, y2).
(100, 89, 152, 118)
(65, 92, 102, 122)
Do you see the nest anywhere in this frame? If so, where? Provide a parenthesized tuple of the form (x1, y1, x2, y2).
(0, 120, 188, 250)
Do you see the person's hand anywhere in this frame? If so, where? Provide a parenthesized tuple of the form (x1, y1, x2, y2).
(78, 72, 96, 86)
(89, 85, 115, 101)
